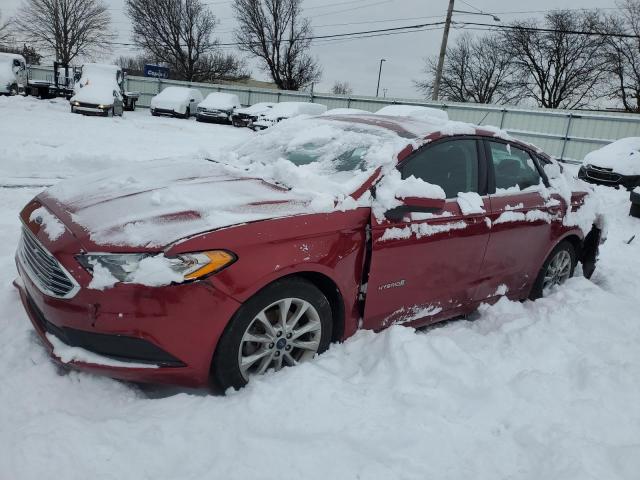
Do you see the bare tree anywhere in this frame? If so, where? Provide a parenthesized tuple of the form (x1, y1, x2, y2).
(126, 0, 247, 82)
(332, 81, 352, 95)
(503, 10, 608, 109)
(233, 0, 321, 90)
(415, 33, 517, 104)
(602, 0, 640, 112)
(0, 10, 12, 46)
(13, 0, 114, 64)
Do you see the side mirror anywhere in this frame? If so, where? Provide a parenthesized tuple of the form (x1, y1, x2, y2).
(384, 196, 446, 222)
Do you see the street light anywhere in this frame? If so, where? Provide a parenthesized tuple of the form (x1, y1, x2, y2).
(376, 58, 386, 97)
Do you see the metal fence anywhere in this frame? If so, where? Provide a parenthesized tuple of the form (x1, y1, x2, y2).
(27, 65, 640, 163)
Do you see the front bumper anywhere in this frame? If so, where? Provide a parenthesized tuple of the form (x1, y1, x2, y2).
(71, 103, 110, 115)
(15, 242, 242, 387)
(196, 110, 231, 122)
(578, 165, 640, 190)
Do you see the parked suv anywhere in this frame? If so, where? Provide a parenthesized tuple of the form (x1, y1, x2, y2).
(196, 92, 241, 123)
(150, 87, 203, 118)
(15, 115, 603, 391)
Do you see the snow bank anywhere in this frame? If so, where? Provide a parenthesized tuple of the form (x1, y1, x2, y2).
(583, 137, 640, 175)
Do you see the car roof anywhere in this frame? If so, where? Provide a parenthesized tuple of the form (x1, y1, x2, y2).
(320, 113, 543, 154)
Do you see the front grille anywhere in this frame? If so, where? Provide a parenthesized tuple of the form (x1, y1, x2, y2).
(586, 165, 621, 183)
(18, 226, 79, 299)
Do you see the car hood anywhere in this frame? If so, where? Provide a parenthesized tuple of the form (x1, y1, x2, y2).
(71, 84, 116, 105)
(583, 137, 640, 176)
(151, 96, 187, 111)
(37, 159, 321, 251)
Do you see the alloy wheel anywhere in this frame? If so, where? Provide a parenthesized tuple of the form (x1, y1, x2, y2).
(237, 297, 322, 381)
(543, 250, 572, 291)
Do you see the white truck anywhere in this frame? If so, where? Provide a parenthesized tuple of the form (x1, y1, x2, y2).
(0, 53, 27, 96)
(70, 63, 139, 116)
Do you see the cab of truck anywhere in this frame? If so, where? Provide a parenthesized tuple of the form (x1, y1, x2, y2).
(0, 53, 27, 96)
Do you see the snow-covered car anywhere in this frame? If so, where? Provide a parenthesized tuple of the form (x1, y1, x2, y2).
(376, 104, 449, 122)
(252, 101, 327, 130)
(70, 64, 128, 117)
(0, 53, 27, 96)
(15, 114, 604, 390)
(578, 137, 640, 190)
(196, 92, 241, 123)
(150, 87, 203, 118)
(230, 102, 274, 128)
(323, 108, 371, 115)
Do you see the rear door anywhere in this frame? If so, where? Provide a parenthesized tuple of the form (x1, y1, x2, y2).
(477, 139, 555, 299)
(363, 137, 491, 330)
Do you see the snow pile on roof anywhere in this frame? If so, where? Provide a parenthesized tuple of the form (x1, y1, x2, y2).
(376, 104, 449, 122)
(583, 137, 640, 176)
(198, 92, 240, 110)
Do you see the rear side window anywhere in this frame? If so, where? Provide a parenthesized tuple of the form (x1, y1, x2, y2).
(487, 141, 541, 191)
(400, 139, 479, 199)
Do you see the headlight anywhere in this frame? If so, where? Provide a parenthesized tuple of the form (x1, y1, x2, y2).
(72, 101, 80, 106)
(76, 250, 236, 284)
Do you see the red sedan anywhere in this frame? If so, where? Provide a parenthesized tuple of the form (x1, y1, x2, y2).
(15, 114, 603, 390)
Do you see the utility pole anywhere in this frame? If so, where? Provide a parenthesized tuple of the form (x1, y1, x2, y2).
(376, 58, 386, 97)
(432, 0, 455, 101)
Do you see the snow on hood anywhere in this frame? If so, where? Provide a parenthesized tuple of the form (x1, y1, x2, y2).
(583, 137, 640, 176)
(42, 159, 316, 248)
(150, 87, 192, 110)
(40, 117, 417, 247)
(198, 92, 240, 110)
(71, 84, 117, 105)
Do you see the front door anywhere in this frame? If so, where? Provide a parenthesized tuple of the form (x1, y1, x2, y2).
(363, 137, 491, 330)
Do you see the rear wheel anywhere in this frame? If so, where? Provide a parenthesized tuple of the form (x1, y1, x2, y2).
(184, 106, 190, 119)
(529, 241, 576, 300)
(9, 84, 18, 96)
(212, 277, 332, 391)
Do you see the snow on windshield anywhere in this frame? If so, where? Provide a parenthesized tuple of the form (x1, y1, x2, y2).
(221, 117, 410, 197)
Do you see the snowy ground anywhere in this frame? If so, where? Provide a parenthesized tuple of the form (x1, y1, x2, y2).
(1, 96, 639, 480)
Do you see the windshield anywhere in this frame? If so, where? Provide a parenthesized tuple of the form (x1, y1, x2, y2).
(217, 117, 409, 199)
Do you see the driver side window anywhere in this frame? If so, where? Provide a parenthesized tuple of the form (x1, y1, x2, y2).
(400, 138, 479, 199)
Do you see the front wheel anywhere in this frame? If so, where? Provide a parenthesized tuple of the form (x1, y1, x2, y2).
(529, 241, 576, 300)
(212, 277, 333, 391)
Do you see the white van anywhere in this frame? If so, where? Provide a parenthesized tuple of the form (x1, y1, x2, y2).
(0, 53, 27, 95)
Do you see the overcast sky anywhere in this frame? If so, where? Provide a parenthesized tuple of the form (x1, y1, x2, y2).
(1, 0, 620, 98)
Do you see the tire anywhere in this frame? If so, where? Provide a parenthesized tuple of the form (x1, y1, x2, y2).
(212, 277, 333, 391)
(9, 84, 18, 96)
(529, 240, 576, 300)
(184, 106, 190, 119)
(105, 107, 114, 117)
(630, 202, 640, 219)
